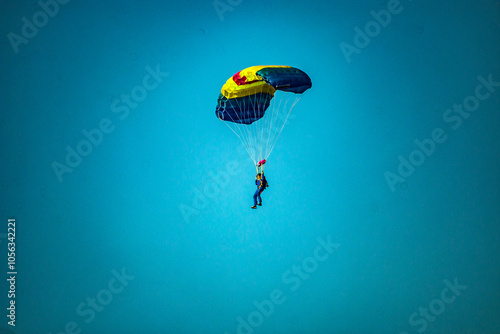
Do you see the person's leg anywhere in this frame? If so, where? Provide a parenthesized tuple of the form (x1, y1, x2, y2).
(253, 189, 259, 206)
(257, 189, 262, 205)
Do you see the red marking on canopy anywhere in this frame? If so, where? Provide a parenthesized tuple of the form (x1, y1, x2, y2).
(233, 71, 261, 86)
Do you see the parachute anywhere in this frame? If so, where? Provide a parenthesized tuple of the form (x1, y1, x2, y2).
(215, 65, 312, 164)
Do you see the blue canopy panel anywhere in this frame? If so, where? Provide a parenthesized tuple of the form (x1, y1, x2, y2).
(256, 67, 312, 94)
(215, 93, 272, 125)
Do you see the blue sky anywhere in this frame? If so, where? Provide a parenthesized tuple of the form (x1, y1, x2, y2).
(1, 0, 500, 333)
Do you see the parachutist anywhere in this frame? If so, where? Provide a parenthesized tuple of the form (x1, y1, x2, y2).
(252, 168, 268, 209)
(215, 66, 309, 208)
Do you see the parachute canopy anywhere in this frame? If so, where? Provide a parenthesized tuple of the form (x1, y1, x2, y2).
(215, 65, 312, 164)
(216, 66, 312, 124)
